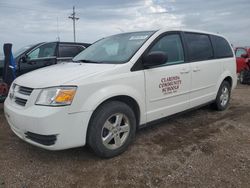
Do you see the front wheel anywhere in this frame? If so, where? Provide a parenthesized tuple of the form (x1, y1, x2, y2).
(213, 81, 231, 111)
(87, 101, 136, 158)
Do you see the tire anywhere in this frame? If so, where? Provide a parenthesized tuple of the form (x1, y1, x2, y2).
(213, 81, 231, 111)
(239, 71, 246, 84)
(87, 101, 136, 158)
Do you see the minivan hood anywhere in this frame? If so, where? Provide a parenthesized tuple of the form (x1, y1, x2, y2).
(15, 62, 117, 88)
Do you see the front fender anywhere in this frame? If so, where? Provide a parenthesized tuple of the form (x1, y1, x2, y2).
(88, 85, 145, 125)
(71, 84, 147, 125)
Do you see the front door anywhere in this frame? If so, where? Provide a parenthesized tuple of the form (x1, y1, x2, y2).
(19, 42, 57, 75)
(144, 33, 191, 122)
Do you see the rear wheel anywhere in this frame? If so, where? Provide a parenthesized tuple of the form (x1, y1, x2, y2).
(239, 71, 246, 84)
(87, 101, 136, 158)
(213, 81, 231, 111)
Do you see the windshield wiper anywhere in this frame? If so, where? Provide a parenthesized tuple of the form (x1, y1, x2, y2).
(77, 59, 102, 64)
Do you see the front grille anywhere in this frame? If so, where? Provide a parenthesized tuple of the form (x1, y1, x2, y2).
(15, 97, 27, 106)
(11, 85, 34, 107)
(18, 86, 34, 96)
(25, 132, 57, 146)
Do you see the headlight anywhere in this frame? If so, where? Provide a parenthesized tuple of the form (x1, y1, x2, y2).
(36, 86, 77, 106)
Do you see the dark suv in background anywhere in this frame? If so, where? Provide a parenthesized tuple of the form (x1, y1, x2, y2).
(0, 41, 90, 77)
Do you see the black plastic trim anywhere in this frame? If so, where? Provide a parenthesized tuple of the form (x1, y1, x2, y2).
(25, 132, 57, 146)
(15, 97, 27, 106)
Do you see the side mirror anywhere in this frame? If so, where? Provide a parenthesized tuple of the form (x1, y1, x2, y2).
(20, 55, 27, 63)
(241, 54, 248, 58)
(143, 51, 168, 68)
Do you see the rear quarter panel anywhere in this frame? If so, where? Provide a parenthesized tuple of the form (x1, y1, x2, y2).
(217, 57, 237, 91)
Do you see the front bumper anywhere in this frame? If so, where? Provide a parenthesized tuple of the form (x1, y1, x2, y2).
(4, 98, 92, 150)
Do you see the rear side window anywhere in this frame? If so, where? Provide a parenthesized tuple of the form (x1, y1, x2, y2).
(211, 35, 233, 58)
(59, 45, 85, 58)
(185, 33, 213, 62)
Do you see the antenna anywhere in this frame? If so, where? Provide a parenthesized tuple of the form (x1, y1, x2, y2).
(56, 17, 60, 41)
(68, 6, 79, 42)
(116, 27, 124, 32)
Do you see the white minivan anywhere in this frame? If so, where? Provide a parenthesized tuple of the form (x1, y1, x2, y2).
(4, 29, 237, 158)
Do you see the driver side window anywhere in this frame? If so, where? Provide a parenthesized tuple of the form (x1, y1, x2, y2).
(149, 34, 184, 66)
(27, 43, 57, 60)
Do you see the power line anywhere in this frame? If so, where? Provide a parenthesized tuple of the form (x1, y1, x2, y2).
(68, 6, 79, 42)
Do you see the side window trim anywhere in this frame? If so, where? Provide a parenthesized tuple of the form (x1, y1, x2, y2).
(25, 56, 57, 61)
(59, 44, 86, 49)
(209, 35, 216, 59)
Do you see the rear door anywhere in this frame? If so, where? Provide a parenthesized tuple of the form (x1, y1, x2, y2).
(184, 32, 221, 108)
(57, 44, 85, 63)
(144, 32, 191, 122)
(19, 42, 57, 75)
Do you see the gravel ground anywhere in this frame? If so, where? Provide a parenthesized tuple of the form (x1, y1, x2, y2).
(0, 84, 250, 188)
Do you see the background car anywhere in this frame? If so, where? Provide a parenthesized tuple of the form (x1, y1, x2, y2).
(0, 41, 91, 78)
(235, 47, 250, 83)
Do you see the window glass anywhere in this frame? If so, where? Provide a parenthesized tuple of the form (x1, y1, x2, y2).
(73, 31, 155, 64)
(149, 34, 184, 65)
(27, 43, 56, 60)
(185, 33, 213, 61)
(211, 35, 234, 58)
(103, 42, 119, 56)
(59, 45, 84, 58)
(235, 48, 247, 58)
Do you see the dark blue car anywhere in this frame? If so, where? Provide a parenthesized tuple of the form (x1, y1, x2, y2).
(0, 41, 90, 78)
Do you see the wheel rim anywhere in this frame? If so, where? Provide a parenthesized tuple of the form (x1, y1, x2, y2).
(101, 113, 130, 150)
(220, 86, 229, 107)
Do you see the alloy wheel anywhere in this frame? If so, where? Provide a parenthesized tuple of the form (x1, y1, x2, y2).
(101, 113, 130, 150)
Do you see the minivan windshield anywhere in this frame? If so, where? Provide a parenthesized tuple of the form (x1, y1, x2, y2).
(73, 31, 155, 64)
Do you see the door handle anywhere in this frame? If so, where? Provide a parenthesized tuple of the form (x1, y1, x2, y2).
(193, 67, 201, 72)
(180, 69, 190, 74)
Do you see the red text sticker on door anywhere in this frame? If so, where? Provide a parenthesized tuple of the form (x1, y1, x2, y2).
(159, 76, 182, 95)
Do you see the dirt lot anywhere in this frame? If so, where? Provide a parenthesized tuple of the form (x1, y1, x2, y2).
(0, 85, 250, 188)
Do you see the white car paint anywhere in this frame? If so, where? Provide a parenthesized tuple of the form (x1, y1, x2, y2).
(4, 29, 237, 150)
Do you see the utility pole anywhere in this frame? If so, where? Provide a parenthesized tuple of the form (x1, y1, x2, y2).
(68, 6, 79, 42)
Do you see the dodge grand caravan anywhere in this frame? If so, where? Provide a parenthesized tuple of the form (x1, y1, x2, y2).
(4, 29, 237, 158)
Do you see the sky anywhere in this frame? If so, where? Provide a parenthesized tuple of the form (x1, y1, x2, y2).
(0, 0, 250, 55)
